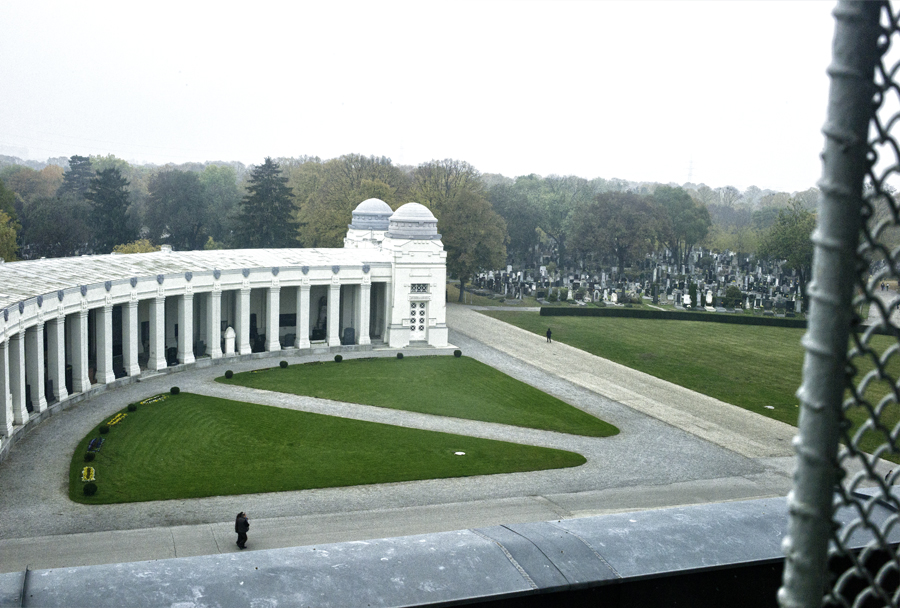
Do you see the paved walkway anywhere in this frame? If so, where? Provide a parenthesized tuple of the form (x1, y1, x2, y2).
(0, 304, 856, 573)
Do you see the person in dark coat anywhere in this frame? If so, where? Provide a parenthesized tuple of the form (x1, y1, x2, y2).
(546, 328, 552, 343)
(235, 512, 250, 549)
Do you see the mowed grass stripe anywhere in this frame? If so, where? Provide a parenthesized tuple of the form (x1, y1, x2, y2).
(218, 356, 618, 438)
(70, 393, 587, 504)
(485, 310, 900, 461)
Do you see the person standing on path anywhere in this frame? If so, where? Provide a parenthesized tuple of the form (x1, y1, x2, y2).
(235, 512, 250, 549)
(546, 328, 552, 343)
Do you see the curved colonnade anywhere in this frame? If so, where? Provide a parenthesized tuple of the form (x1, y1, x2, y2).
(0, 200, 448, 460)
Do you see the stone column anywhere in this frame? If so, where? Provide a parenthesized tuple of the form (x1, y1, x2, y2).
(25, 323, 48, 412)
(0, 340, 12, 436)
(71, 310, 90, 392)
(47, 316, 68, 403)
(148, 296, 167, 371)
(207, 288, 222, 359)
(327, 283, 341, 347)
(178, 293, 195, 365)
(122, 301, 140, 377)
(96, 305, 115, 384)
(295, 285, 310, 349)
(236, 287, 251, 355)
(9, 331, 26, 423)
(358, 281, 371, 346)
(266, 284, 281, 352)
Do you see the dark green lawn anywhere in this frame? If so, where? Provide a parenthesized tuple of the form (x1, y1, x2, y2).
(217, 356, 618, 438)
(70, 392, 587, 504)
(484, 310, 900, 461)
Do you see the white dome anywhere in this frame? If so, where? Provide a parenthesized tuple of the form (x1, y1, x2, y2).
(386, 202, 440, 240)
(349, 198, 393, 231)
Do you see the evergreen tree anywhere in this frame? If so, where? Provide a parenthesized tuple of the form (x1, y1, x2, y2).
(86, 167, 135, 253)
(232, 157, 297, 248)
(59, 155, 95, 199)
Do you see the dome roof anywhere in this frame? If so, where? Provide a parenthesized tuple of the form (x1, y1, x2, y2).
(386, 202, 440, 240)
(349, 198, 393, 231)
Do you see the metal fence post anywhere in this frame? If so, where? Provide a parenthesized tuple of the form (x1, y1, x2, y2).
(778, 2, 882, 607)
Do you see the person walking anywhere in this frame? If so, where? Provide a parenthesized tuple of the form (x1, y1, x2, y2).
(546, 328, 552, 343)
(235, 512, 250, 549)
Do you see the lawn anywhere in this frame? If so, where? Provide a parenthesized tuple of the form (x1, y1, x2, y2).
(484, 310, 900, 461)
(69, 392, 587, 504)
(217, 356, 619, 438)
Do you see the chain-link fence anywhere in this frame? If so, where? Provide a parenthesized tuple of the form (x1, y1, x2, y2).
(780, 2, 900, 607)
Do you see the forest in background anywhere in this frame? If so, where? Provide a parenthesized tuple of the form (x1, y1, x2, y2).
(0, 153, 821, 294)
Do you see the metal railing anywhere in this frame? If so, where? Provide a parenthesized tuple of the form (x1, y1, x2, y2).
(780, 2, 900, 606)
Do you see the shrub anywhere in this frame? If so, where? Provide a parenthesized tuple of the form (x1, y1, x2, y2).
(83, 482, 98, 496)
(397, 352, 404, 359)
(84, 452, 95, 462)
(334, 355, 343, 363)
(225, 370, 234, 379)
(127, 403, 137, 412)
(99, 425, 109, 434)
(536, 290, 546, 299)
(280, 360, 288, 368)
(547, 293, 558, 302)
(454, 349, 462, 358)
(170, 386, 180, 395)
(725, 285, 743, 308)
(559, 288, 569, 301)
(498, 297, 505, 303)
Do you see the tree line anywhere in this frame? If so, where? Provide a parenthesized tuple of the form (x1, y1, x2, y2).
(0, 153, 817, 297)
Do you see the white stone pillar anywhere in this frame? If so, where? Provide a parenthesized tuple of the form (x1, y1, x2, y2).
(208, 288, 222, 359)
(96, 305, 115, 384)
(25, 323, 47, 412)
(358, 281, 371, 346)
(148, 296, 167, 371)
(122, 301, 140, 377)
(327, 283, 341, 347)
(9, 331, 26, 423)
(47, 316, 68, 402)
(295, 285, 310, 349)
(0, 340, 12, 436)
(71, 310, 91, 392)
(236, 287, 251, 355)
(178, 293, 195, 365)
(266, 285, 280, 352)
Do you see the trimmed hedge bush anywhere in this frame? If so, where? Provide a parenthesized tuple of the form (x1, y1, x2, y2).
(225, 370, 234, 379)
(334, 355, 343, 363)
(83, 482, 98, 496)
(127, 403, 137, 412)
(280, 360, 288, 368)
(170, 386, 180, 395)
(454, 349, 462, 358)
(99, 425, 110, 434)
(539, 306, 807, 328)
(84, 452, 95, 462)
(397, 353, 404, 359)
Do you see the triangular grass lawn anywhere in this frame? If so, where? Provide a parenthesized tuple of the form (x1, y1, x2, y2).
(69, 392, 586, 504)
(217, 356, 618, 437)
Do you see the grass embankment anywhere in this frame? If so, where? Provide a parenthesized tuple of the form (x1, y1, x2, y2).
(484, 310, 900, 461)
(70, 392, 586, 504)
(218, 356, 618, 438)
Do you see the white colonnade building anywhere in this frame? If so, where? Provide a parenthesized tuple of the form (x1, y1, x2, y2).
(0, 199, 448, 459)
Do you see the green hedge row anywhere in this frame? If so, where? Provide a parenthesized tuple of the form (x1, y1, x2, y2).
(539, 306, 808, 328)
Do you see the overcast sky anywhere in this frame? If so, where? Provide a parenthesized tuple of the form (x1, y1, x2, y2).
(0, 1, 835, 193)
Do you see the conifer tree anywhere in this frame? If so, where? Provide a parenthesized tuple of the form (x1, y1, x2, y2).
(59, 155, 95, 199)
(232, 157, 297, 248)
(86, 167, 134, 253)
